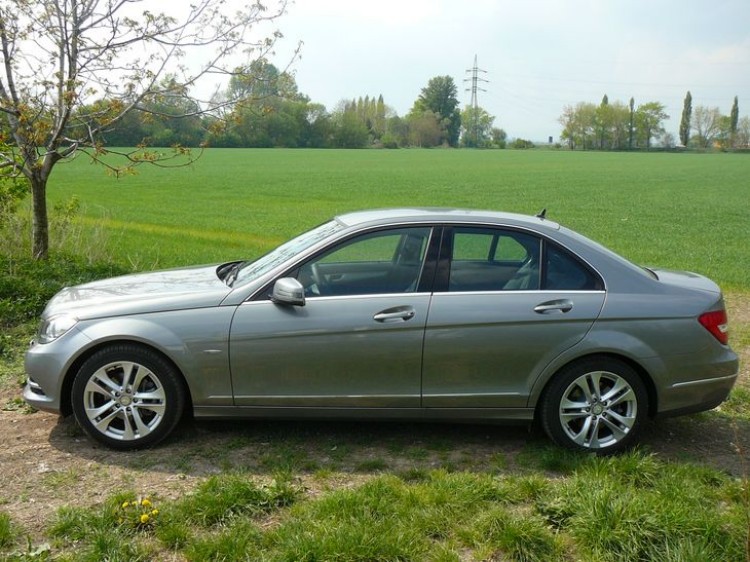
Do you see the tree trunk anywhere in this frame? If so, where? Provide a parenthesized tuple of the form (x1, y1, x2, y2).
(31, 176, 49, 260)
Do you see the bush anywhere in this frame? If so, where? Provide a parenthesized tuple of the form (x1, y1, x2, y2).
(511, 138, 536, 149)
(0, 253, 129, 327)
(0, 176, 28, 226)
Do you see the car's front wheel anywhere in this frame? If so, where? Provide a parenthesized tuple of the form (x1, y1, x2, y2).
(71, 344, 185, 450)
(540, 357, 648, 454)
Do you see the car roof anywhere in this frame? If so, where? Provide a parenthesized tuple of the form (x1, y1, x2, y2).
(335, 208, 561, 231)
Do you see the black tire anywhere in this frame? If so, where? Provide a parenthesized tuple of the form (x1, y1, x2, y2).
(71, 344, 185, 450)
(540, 357, 648, 454)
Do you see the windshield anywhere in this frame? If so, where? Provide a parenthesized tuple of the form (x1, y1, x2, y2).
(232, 220, 344, 286)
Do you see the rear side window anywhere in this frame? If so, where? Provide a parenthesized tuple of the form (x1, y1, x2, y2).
(449, 228, 541, 292)
(544, 244, 602, 290)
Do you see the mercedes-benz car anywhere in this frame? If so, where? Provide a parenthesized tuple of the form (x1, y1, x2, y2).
(24, 208, 738, 453)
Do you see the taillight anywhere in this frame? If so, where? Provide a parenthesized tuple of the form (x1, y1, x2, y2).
(698, 310, 729, 345)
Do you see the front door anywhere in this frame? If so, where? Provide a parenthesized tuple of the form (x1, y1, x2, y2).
(229, 226, 435, 407)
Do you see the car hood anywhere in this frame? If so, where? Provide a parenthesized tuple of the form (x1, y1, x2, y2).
(44, 264, 232, 319)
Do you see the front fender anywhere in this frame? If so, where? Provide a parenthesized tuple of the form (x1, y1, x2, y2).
(74, 307, 236, 407)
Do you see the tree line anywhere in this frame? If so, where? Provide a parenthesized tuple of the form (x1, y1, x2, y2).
(559, 93, 748, 151)
(90, 66, 507, 150)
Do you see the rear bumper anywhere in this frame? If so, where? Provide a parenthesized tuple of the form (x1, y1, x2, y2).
(656, 372, 738, 418)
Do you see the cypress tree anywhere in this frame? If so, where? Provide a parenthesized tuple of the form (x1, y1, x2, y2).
(679, 91, 692, 147)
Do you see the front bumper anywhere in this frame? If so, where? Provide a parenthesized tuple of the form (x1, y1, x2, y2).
(23, 328, 93, 415)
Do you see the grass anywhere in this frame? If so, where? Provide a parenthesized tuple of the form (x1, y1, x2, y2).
(33, 452, 749, 561)
(40, 149, 750, 290)
(0, 512, 12, 549)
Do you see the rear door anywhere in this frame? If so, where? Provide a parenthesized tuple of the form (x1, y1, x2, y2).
(422, 226, 605, 408)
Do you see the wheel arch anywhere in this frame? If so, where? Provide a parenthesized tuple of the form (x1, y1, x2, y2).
(533, 352, 658, 419)
(60, 339, 194, 417)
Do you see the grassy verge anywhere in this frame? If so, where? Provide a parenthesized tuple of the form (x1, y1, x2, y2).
(1, 451, 746, 561)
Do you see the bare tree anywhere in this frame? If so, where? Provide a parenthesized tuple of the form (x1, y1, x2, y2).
(0, 0, 295, 259)
(691, 106, 723, 148)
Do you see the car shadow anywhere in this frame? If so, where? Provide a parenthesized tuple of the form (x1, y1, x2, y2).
(47, 411, 750, 478)
(48, 415, 547, 476)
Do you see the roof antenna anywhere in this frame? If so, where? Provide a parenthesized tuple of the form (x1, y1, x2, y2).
(536, 208, 547, 219)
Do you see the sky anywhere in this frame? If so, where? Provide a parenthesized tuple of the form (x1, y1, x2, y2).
(267, 0, 750, 142)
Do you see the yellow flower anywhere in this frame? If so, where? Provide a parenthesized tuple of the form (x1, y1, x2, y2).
(151, 509, 159, 516)
(141, 498, 152, 508)
(140, 513, 150, 524)
(121, 501, 129, 509)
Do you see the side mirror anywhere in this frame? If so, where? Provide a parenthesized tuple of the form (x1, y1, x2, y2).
(270, 277, 306, 306)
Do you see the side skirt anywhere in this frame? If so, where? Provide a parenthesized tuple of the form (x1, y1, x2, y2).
(193, 406, 535, 423)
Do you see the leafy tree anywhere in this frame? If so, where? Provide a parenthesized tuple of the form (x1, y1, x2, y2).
(635, 102, 668, 150)
(383, 115, 408, 148)
(303, 103, 333, 148)
(210, 60, 317, 149)
(412, 76, 461, 146)
(559, 102, 596, 149)
(332, 108, 369, 148)
(460, 106, 495, 148)
(735, 116, 750, 149)
(227, 59, 300, 103)
(490, 128, 507, 149)
(679, 91, 692, 147)
(0, 0, 292, 259)
(608, 101, 631, 149)
(406, 111, 443, 148)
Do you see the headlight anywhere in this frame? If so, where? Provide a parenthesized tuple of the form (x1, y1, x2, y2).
(38, 314, 78, 344)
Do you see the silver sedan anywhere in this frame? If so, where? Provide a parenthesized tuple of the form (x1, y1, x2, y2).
(24, 209, 739, 453)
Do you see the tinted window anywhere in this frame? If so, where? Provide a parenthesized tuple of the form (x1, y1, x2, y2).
(544, 244, 602, 290)
(449, 228, 541, 292)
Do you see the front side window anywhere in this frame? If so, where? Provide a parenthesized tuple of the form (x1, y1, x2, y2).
(297, 227, 431, 296)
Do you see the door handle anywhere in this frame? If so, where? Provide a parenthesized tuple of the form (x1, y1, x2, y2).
(534, 299, 573, 314)
(373, 306, 416, 323)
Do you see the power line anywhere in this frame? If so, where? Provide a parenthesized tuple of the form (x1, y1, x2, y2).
(464, 54, 488, 146)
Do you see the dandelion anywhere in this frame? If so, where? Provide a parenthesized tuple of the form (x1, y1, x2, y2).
(151, 509, 159, 516)
(121, 501, 129, 508)
(141, 498, 152, 508)
(140, 514, 150, 524)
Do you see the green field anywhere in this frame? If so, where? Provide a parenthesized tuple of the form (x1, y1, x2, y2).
(46, 149, 750, 290)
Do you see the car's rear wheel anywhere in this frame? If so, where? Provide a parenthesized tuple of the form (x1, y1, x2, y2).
(71, 344, 185, 450)
(540, 357, 647, 454)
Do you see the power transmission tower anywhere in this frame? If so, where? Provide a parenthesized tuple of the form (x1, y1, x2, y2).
(464, 54, 488, 147)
